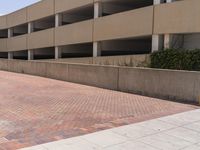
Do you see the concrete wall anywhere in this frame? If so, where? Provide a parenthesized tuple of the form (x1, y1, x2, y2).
(7, 8, 27, 28)
(27, 0, 54, 22)
(7, 35, 27, 51)
(0, 16, 7, 29)
(55, 0, 93, 14)
(154, 0, 200, 34)
(118, 67, 200, 103)
(28, 28, 54, 49)
(51, 55, 150, 67)
(0, 39, 7, 52)
(0, 59, 199, 104)
(55, 20, 93, 46)
(67, 64, 118, 90)
(93, 6, 154, 41)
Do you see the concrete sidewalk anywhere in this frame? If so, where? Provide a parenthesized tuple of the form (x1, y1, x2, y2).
(20, 109, 200, 150)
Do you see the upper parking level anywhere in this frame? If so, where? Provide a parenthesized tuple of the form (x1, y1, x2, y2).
(0, 0, 87, 29)
(0, 0, 156, 29)
(0, 0, 90, 29)
(0, 0, 193, 32)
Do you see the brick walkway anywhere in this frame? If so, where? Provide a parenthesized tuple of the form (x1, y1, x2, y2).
(20, 109, 200, 150)
(0, 71, 198, 150)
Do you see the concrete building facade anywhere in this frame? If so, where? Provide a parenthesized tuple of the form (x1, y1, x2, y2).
(0, 0, 200, 60)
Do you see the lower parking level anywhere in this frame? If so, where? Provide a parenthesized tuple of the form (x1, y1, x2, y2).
(0, 71, 198, 150)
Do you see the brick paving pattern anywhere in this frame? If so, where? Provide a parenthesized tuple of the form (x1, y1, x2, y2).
(0, 71, 198, 150)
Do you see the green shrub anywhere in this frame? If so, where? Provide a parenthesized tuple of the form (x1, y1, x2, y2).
(150, 49, 200, 71)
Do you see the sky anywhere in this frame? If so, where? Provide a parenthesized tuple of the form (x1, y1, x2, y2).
(0, 0, 40, 16)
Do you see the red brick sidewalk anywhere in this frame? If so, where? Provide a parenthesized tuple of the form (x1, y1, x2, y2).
(0, 71, 198, 150)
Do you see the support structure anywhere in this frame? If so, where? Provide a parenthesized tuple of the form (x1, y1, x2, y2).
(93, 42, 101, 57)
(8, 52, 13, 59)
(28, 50, 34, 60)
(55, 13, 62, 27)
(55, 46, 62, 59)
(94, 1, 102, 19)
(152, 35, 163, 52)
(166, 0, 174, 2)
(0, 0, 185, 60)
(8, 28, 13, 38)
(153, 0, 165, 5)
(152, 0, 165, 52)
(93, 2, 102, 57)
(162, 0, 174, 49)
(55, 13, 62, 59)
(8, 28, 14, 59)
(28, 22, 34, 60)
(28, 22, 34, 33)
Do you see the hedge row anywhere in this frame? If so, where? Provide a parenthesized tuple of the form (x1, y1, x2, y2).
(150, 49, 200, 71)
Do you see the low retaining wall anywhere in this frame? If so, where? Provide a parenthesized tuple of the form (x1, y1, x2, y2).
(119, 68, 200, 104)
(0, 59, 199, 104)
(44, 54, 150, 67)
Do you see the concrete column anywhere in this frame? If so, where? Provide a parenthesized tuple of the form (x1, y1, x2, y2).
(154, 0, 165, 5)
(55, 46, 62, 59)
(94, 1, 102, 18)
(8, 28, 13, 38)
(28, 23, 34, 60)
(8, 52, 13, 59)
(55, 13, 62, 27)
(55, 14, 62, 59)
(152, 0, 165, 52)
(93, 42, 101, 57)
(154, 0, 173, 4)
(93, 2, 102, 57)
(28, 50, 34, 60)
(166, 0, 174, 3)
(8, 29, 14, 59)
(152, 35, 163, 52)
(164, 34, 172, 49)
(28, 22, 34, 33)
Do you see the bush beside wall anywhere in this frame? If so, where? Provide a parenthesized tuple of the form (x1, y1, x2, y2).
(150, 49, 200, 71)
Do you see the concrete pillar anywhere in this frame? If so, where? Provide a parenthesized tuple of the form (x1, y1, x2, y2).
(55, 13, 62, 27)
(28, 50, 34, 60)
(94, 1, 102, 18)
(55, 46, 62, 59)
(93, 42, 101, 57)
(93, 2, 102, 57)
(164, 34, 172, 49)
(8, 52, 13, 59)
(152, 0, 165, 52)
(154, 0, 174, 4)
(154, 0, 161, 5)
(28, 22, 34, 33)
(154, 0, 165, 5)
(55, 14, 62, 59)
(152, 35, 163, 52)
(28, 23, 34, 60)
(166, 0, 174, 3)
(8, 29, 14, 59)
(8, 28, 13, 38)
